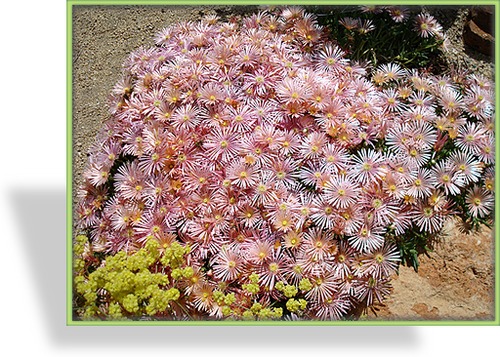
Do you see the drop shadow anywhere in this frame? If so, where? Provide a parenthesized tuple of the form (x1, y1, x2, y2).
(11, 187, 419, 349)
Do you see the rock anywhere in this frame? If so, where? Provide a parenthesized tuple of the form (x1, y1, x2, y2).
(470, 6, 494, 35)
(463, 18, 494, 56)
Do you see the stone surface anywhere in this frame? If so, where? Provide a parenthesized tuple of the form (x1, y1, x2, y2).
(463, 18, 494, 56)
(470, 6, 494, 35)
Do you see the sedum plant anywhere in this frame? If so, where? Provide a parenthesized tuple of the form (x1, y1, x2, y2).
(74, 6, 494, 321)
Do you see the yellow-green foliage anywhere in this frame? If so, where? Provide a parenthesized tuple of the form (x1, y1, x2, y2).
(240, 302, 283, 321)
(74, 236, 285, 321)
(286, 298, 307, 313)
(73, 235, 190, 320)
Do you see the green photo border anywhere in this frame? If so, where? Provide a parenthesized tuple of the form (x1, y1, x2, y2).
(66, 0, 499, 326)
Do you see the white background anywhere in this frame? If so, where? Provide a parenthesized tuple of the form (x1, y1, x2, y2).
(0, 0, 497, 356)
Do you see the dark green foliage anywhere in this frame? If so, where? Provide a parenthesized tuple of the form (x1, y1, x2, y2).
(312, 6, 444, 70)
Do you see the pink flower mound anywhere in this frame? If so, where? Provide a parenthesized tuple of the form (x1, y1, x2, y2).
(76, 8, 494, 320)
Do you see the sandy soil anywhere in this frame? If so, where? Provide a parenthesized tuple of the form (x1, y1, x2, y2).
(71, 5, 495, 321)
(366, 224, 495, 320)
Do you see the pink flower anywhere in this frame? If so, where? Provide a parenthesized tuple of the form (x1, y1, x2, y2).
(432, 161, 465, 196)
(348, 148, 386, 185)
(226, 160, 258, 189)
(315, 44, 348, 73)
(466, 186, 494, 218)
(414, 13, 440, 38)
(324, 176, 360, 209)
(348, 221, 386, 253)
(212, 246, 245, 282)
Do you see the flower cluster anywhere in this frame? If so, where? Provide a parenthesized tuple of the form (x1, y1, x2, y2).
(74, 7, 494, 321)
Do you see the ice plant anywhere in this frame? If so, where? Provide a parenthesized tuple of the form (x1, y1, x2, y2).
(74, 7, 494, 321)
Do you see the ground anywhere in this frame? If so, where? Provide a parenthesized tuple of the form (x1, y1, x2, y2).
(71, 5, 495, 322)
(366, 224, 494, 320)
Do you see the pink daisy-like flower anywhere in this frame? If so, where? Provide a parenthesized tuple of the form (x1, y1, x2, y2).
(226, 104, 257, 133)
(313, 290, 351, 320)
(320, 143, 350, 174)
(336, 206, 364, 236)
(339, 17, 359, 30)
(254, 125, 285, 151)
(305, 270, 340, 303)
(466, 186, 494, 218)
(474, 135, 495, 165)
(243, 69, 280, 98)
(332, 241, 356, 279)
(257, 248, 290, 290)
(272, 209, 297, 233)
(212, 246, 244, 282)
(276, 129, 301, 156)
(276, 76, 311, 105)
(358, 19, 376, 34)
(144, 175, 171, 206)
(360, 243, 400, 279)
(301, 227, 335, 262)
(198, 82, 225, 106)
(295, 192, 314, 229)
(171, 103, 203, 131)
(300, 132, 327, 160)
(227, 160, 258, 189)
(409, 121, 437, 150)
(438, 88, 464, 113)
(355, 276, 392, 306)
(377, 62, 407, 82)
(122, 126, 146, 157)
(382, 172, 407, 199)
(315, 44, 348, 73)
(281, 6, 306, 21)
(403, 145, 431, 168)
(310, 196, 338, 230)
(411, 202, 444, 233)
(387, 6, 409, 23)
(282, 258, 307, 286)
(244, 238, 275, 265)
(252, 174, 279, 206)
(183, 164, 213, 193)
(282, 230, 303, 250)
(238, 203, 262, 228)
(110, 202, 143, 232)
(114, 161, 146, 201)
(408, 90, 435, 109)
(348, 148, 386, 185)
(203, 127, 241, 163)
(268, 158, 299, 189)
(299, 164, 331, 191)
(348, 222, 386, 253)
(191, 282, 217, 314)
(361, 189, 399, 227)
(85, 162, 112, 187)
(380, 88, 405, 112)
(414, 13, 438, 38)
(432, 160, 465, 196)
(482, 167, 494, 193)
(406, 167, 435, 199)
(324, 176, 360, 209)
(456, 122, 488, 154)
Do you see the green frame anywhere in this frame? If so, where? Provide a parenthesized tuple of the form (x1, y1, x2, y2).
(66, 0, 500, 326)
